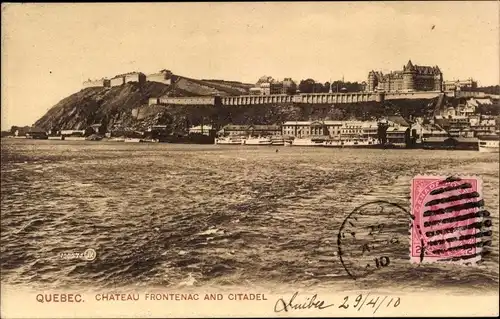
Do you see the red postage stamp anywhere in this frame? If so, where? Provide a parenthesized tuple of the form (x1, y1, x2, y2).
(410, 175, 489, 264)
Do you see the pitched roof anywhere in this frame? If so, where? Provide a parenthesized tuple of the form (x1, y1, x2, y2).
(190, 125, 212, 130)
(423, 137, 448, 142)
(283, 121, 312, 125)
(387, 115, 409, 127)
(223, 125, 249, 130)
(29, 127, 46, 133)
(405, 60, 414, 70)
(252, 125, 281, 130)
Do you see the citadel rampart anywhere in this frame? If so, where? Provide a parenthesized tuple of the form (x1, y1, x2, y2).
(148, 91, 442, 107)
(83, 78, 110, 88)
(84, 70, 173, 88)
(110, 72, 146, 87)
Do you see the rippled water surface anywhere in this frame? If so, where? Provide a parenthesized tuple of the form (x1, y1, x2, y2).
(1, 139, 498, 292)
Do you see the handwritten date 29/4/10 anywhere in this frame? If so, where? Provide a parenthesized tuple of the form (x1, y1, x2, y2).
(338, 294, 400, 314)
(274, 292, 400, 314)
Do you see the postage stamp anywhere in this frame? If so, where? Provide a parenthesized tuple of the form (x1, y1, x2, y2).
(410, 176, 491, 264)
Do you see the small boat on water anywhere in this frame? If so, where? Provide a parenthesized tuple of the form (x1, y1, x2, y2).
(124, 138, 143, 143)
(323, 137, 379, 148)
(244, 136, 273, 146)
(271, 137, 286, 146)
(215, 136, 245, 145)
(108, 137, 125, 142)
(85, 134, 103, 141)
(124, 137, 159, 143)
(478, 135, 499, 153)
(290, 137, 326, 147)
(141, 138, 159, 143)
(64, 136, 86, 141)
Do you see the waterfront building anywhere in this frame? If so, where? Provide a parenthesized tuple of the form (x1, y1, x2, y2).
(366, 60, 443, 92)
(249, 125, 282, 136)
(412, 121, 449, 144)
(13, 126, 31, 137)
(219, 125, 248, 136)
(282, 121, 343, 139)
(386, 126, 409, 146)
(25, 127, 48, 139)
(361, 121, 379, 139)
(282, 120, 396, 140)
(189, 125, 213, 136)
(146, 125, 168, 132)
(435, 115, 473, 138)
(219, 124, 281, 137)
(470, 115, 497, 137)
(340, 121, 365, 139)
(60, 130, 86, 136)
(282, 121, 313, 138)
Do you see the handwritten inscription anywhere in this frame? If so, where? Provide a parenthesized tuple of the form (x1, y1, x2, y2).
(274, 292, 400, 314)
(274, 291, 334, 312)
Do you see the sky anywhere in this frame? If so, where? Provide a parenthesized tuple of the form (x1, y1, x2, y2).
(1, 2, 499, 130)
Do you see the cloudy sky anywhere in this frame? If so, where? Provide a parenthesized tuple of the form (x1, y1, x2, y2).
(1, 2, 499, 129)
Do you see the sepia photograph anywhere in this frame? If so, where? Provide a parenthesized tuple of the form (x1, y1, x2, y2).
(1, 2, 499, 317)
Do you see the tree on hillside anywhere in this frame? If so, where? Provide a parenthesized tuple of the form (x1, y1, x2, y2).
(10, 126, 19, 134)
(298, 79, 316, 93)
(326, 108, 344, 120)
(331, 80, 364, 93)
(324, 82, 331, 93)
(313, 82, 325, 93)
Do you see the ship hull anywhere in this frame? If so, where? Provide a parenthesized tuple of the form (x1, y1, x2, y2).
(478, 137, 499, 153)
(479, 146, 499, 153)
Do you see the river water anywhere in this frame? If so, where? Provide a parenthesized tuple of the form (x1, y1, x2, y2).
(1, 139, 498, 292)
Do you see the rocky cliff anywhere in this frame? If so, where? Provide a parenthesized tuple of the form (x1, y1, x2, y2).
(35, 77, 253, 132)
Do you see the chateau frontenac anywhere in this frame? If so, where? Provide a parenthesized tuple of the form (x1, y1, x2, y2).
(367, 60, 443, 92)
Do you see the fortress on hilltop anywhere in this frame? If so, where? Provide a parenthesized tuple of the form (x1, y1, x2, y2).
(82, 69, 174, 88)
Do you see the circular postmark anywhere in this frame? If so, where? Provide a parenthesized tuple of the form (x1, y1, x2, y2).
(337, 201, 411, 280)
(83, 248, 97, 261)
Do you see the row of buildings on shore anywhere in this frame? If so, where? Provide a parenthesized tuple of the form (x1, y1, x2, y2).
(191, 113, 497, 143)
